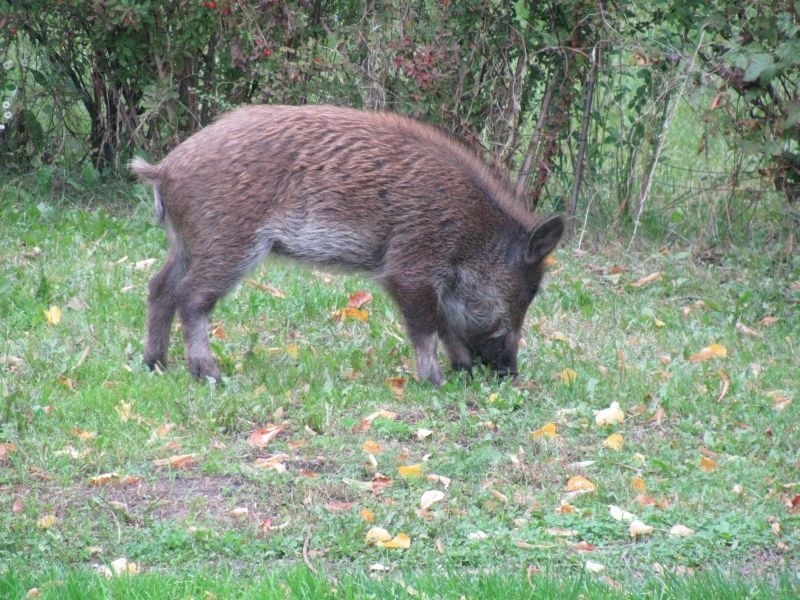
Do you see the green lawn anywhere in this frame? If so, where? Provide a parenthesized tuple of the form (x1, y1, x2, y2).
(1, 180, 798, 598)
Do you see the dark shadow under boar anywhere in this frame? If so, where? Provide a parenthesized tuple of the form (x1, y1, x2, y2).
(131, 104, 564, 385)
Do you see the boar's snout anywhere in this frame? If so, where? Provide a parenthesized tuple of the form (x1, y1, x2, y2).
(472, 330, 520, 379)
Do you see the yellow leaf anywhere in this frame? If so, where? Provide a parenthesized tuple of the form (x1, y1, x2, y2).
(253, 453, 290, 471)
(629, 519, 654, 538)
(631, 272, 662, 288)
(386, 377, 406, 397)
(72, 428, 97, 442)
(550, 331, 568, 342)
(360, 508, 376, 523)
(653, 317, 666, 328)
(365, 526, 392, 545)
(690, 343, 728, 362)
(532, 422, 558, 439)
(630, 476, 647, 491)
(37, 514, 58, 529)
(398, 464, 424, 479)
(332, 307, 369, 322)
(594, 401, 624, 426)
(362, 440, 382, 455)
(603, 433, 624, 451)
(230, 507, 249, 518)
(555, 503, 575, 514)
(285, 344, 299, 359)
(44, 305, 62, 325)
(566, 475, 596, 493)
(558, 368, 577, 384)
(380, 532, 411, 549)
(543, 254, 558, 267)
(357, 409, 398, 432)
(114, 401, 134, 423)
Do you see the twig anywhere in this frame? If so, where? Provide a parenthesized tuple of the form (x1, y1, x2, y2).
(303, 526, 317, 574)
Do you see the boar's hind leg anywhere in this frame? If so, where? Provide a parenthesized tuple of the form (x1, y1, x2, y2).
(388, 280, 444, 386)
(144, 249, 189, 372)
(175, 261, 243, 383)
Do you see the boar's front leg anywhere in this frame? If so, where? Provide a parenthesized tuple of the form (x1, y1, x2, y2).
(386, 279, 445, 386)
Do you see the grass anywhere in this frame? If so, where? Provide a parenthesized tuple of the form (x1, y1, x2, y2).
(0, 177, 798, 598)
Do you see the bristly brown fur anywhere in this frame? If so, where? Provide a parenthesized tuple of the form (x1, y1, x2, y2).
(132, 104, 564, 384)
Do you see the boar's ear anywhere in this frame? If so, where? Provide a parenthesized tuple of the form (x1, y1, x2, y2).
(524, 215, 564, 265)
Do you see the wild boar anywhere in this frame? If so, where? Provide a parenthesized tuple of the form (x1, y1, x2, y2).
(131, 104, 563, 385)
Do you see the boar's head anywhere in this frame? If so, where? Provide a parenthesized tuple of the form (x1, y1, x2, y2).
(438, 215, 564, 378)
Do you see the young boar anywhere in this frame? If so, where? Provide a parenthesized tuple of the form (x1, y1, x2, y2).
(131, 104, 563, 385)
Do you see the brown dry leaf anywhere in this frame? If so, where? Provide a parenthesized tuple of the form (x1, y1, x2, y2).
(324, 501, 355, 512)
(594, 401, 624, 426)
(247, 423, 287, 448)
(550, 331, 568, 342)
(555, 502, 576, 514)
(37, 514, 58, 529)
(363, 440, 383, 455)
(247, 279, 286, 298)
(631, 272, 662, 288)
(689, 343, 728, 362)
(348, 291, 373, 308)
(490, 489, 509, 503)
(546, 527, 578, 537)
(44, 305, 62, 325)
(603, 433, 624, 451)
(717, 370, 730, 401)
(543, 254, 558, 268)
(12, 498, 23, 513)
(566, 475, 597, 493)
(211, 323, 227, 340)
(609, 264, 627, 275)
(332, 307, 368, 322)
(629, 519, 654, 538)
(768, 391, 792, 411)
(557, 368, 577, 384)
(147, 423, 176, 444)
(386, 377, 406, 397)
(57, 375, 76, 391)
(531, 422, 558, 439)
(398, 464, 424, 479)
(230, 507, 249, 518)
(635, 494, 669, 510)
(371, 473, 393, 494)
(631, 476, 647, 492)
(572, 540, 596, 553)
(153, 454, 197, 469)
(88, 472, 130, 487)
(72, 428, 97, 442)
(759, 316, 778, 326)
(0, 442, 18, 460)
(254, 453, 290, 472)
(699, 455, 717, 472)
(357, 409, 398, 432)
(735, 321, 763, 338)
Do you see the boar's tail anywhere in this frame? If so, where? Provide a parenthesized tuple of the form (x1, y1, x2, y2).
(130, 157, 166, 223)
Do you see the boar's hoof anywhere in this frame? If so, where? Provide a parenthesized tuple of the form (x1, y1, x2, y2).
(144, 356, 166, 373)
(188, 358, 221, 384)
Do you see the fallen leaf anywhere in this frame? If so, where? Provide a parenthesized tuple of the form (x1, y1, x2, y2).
(669, 524, 695, 538)
(88, 473, 141, 487)
(381, 532, 411, 549)
(44, 305, 61, 325)
(609, 505, 638, 523)
(558, 368, 577, 384)
(717, 370, 730, 401)
(37, 514, 58, 529)
(426, 473, 451, 489)
(550, 331, 568, 342)
(543, 254, 558, 268)
(247, 424, 287, 448)
(324, 501, 355, 512)
(594, 401, 624, 426)
(546, 527, 578, 537)
(585, 560, 605, 573)
(72, 428, 97, 442)
(247, 279, 286, 298)
(12, 498, 23, 513)
(566, 475, 597, 493)
(631, 272, 662, 288)
(366, 527, 410, 549)
(532, 422, 558, 439)
(699, 455, 717, 472)
(357, 409, 398, 432)
(419, 490, 445, 510)
(386, 377, 406, 397)
(735, 321, 763, 338)
(153, 454, 197, 469)
(416, 428, 434, 440)
(230, 507, 249, 518)
(468, 531, 489, 540)
(371, 473, 393, 494)
(768, 391, 792, 411)
(147, 423, 176, 444)
(630, 476, 647, 492)
(635, 494, 669, 509)
(109, 557, 140, 576)
(332, 307, 368, 322)
(348, 291, 373, 308)
(254, 453, 290, 471)
(0, 442, 18, 460)
(603, 433, 624, 451)
(690, 343, 728, 362)
(555, 503, 575, 514)
(629, 519, 654, 538)
(572, 540, 595, 553)
(759, 316, 778, 326)
(285, 343, 299, 359)
(114, 401, 134, 423)
(360, 508, 376, 523)
(363, 440, 382, 455)
(369, 562, 390, 572)
(398, 464, 423, 479)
